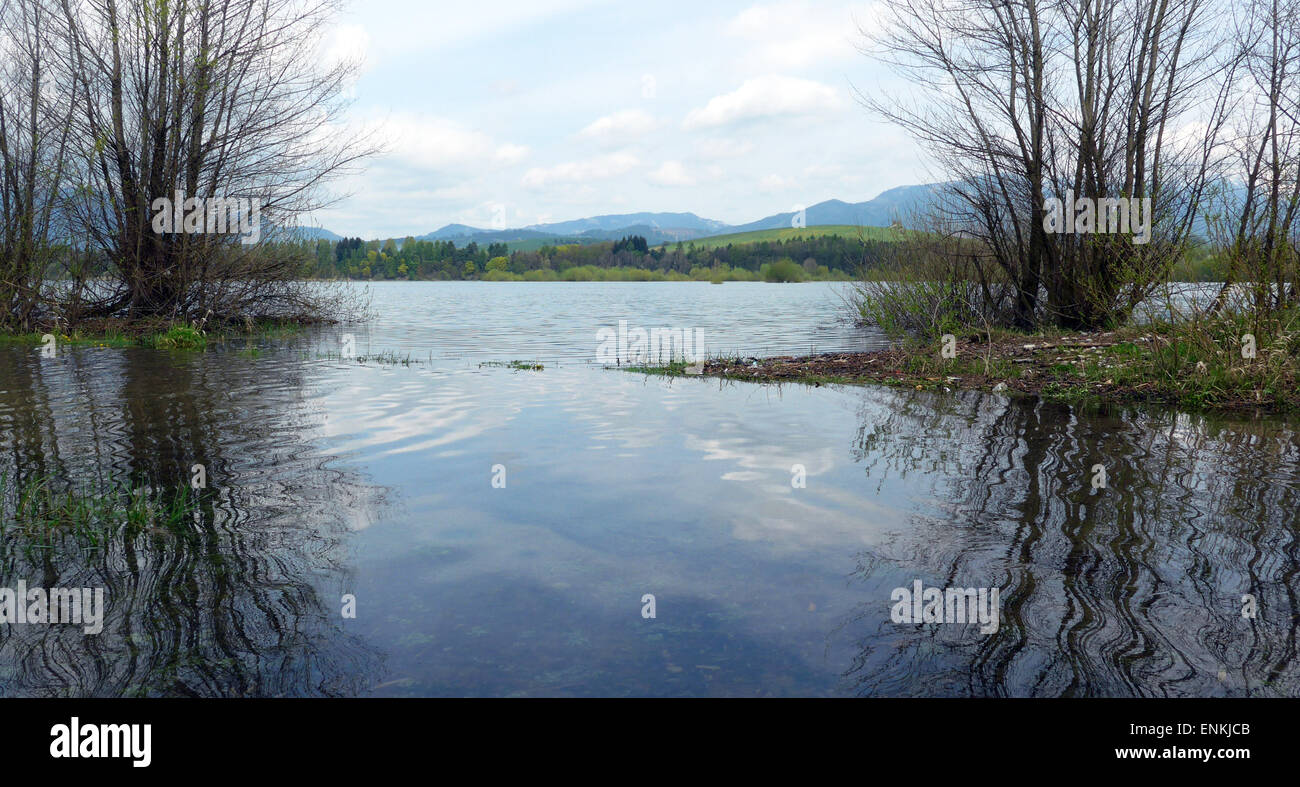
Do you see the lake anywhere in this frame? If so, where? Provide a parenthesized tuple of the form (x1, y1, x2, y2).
(0, 281, 1297, 696)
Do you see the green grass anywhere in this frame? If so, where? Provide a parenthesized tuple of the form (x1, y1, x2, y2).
(144, 325, 206, 351)
(657, 225, 896, 251)
(622, 360, 693, 375)
(0, 473, 200, 551)
(1040, 380, 1092, 403)
(618, 313, 1300, 412)
(0, 318, 303, 352)
(502, 237, 598, 253)
(233, 319, 307, 341)
(316, 349, 425, 366)
(0, 330, 136, 349)
(479, 360, 545, 370)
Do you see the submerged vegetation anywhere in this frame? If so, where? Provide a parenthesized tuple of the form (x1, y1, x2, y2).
(0, 474, 200, 551)
(315, 349, 426, 366)
(0, 317, 304, 352)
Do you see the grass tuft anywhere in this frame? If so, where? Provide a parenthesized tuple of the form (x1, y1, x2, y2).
(0, 473, 200, 552)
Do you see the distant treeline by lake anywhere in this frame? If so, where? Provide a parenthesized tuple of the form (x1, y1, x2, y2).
(304, 232, 873, 282)
(297, 229, 1229, 283)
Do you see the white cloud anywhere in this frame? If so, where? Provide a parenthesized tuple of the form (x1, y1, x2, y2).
(683, 75, 845, 130)
(758, 174, 794, 192)
(800, 163, 840, 178)
(336, 0, 606, 59)
(369, 113, 530, 171)
(491, 79, 522, 96)
(307, 0, 931, 236)
(696, 137, 756, 159)
(495, 144, 530, 164)
(647, 161, 697, 187)
(727, 2, 882, 69)
(579, 109, 657, 143)
(323, 23, 373, 72)
(522, 152, 640, 189)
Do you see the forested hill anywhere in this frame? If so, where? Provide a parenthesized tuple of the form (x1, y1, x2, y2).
(300, 231, 896, 281)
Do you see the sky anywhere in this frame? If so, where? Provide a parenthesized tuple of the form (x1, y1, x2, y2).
(309, 0, 928, 239)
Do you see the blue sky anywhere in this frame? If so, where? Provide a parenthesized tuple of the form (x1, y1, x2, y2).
(311, 0, 928, 238)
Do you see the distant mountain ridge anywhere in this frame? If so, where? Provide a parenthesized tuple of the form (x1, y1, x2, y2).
(323, 184, 949, 245)
(524, 211, 731, 235)
(288, 225, 343, 242)
(727, 184, 947, 233)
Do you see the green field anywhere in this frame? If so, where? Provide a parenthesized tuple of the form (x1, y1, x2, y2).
(658, 225, 895, 251)
(502, 237, 594, 252)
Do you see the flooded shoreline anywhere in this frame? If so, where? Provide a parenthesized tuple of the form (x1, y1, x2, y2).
(1, 283, 1297, 696)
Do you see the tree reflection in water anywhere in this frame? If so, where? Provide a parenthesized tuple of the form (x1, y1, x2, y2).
(837, 389, 1300, 697)
(0, 346, 385, 696)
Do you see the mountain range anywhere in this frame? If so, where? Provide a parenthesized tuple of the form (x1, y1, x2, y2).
(312, 183, 947, 246)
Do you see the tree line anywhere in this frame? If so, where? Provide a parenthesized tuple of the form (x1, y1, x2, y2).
(305, 233, 886, 280)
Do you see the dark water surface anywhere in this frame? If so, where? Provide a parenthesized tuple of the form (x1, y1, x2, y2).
(1, 282, 1297, 696)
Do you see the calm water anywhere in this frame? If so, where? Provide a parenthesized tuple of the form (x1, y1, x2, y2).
(1, 281, 1298, 697)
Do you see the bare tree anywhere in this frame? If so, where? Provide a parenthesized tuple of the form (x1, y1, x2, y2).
(49, 0, 375, 323)
(0, 0, 76, 331)
(1207, 0, 1300, 320)
(860, 0, 1235, 330)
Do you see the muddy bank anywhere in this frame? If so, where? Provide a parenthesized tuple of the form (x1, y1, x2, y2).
(631, 331, 1299, 413)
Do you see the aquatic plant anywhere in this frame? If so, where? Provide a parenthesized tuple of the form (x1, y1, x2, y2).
(0, 474, 199, 550)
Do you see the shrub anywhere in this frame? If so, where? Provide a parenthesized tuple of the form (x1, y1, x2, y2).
(761, 258, 806, 282)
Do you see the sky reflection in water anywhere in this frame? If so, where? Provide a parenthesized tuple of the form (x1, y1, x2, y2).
(0, 282, 1296, 696)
